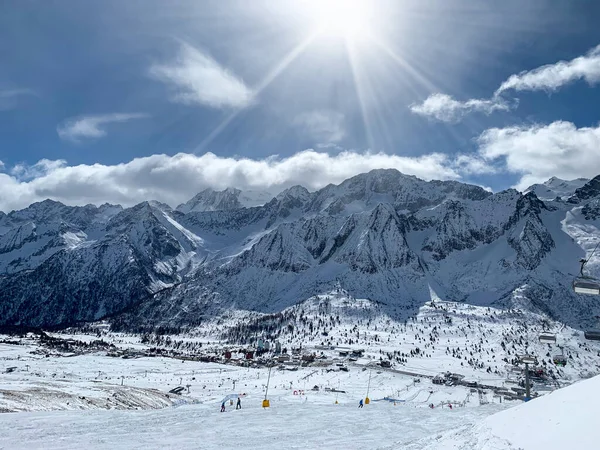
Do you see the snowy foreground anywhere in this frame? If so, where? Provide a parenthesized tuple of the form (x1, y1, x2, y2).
(407, 374, 600, 450)
(0, 368, 597, 449)
(2, 293, 600, 449)
(0, 340, 597, 450)
(0, 398, 507, 450)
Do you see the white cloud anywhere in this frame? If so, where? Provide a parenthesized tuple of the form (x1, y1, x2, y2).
(294, 110, 345, 143)
(10, 159, 67, 180)
(453, 154, 497, 175)
(0, 150, 464, 212)
(410, 93, 511, 123)
(57, 113, 148, 142)
(149, 43, 254, 109)
(496, 44, 600, 94)
(0, 88, 36, 111)
(476, 121, 600, 190)
(412, 44, 600, 122)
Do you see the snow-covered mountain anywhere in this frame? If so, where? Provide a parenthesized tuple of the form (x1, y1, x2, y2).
(524, 176, 589, 201)
(2, 169, 600, 329)
(176, 188, 274, 213)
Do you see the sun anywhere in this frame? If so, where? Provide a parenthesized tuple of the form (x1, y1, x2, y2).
(305, 0, 372, 41)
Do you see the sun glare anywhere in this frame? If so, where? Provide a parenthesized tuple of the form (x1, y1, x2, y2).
(306, 0, 372, 40)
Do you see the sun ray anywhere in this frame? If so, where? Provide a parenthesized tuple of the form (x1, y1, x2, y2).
(370, 37, 439, 94)
(346, 39, 376, 151)
(194, 31, 319, 154)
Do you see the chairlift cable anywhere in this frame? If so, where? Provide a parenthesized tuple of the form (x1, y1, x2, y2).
(581, 240, 600, 274)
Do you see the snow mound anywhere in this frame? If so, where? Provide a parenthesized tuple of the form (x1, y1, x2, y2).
(407, 375, 600, 449)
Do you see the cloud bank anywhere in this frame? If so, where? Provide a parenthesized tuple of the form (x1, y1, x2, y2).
(57, 113, 148, 142)
(477, 120, 600, 190)
(0, 150, 462, 212)
(5, 118, 598, 211)
(149, 43, 254, 109)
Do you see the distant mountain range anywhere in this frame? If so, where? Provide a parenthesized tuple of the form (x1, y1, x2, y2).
(1, 170, 599, 330)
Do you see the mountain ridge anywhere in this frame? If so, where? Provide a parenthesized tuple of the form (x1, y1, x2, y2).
(1, 170, 599, 330)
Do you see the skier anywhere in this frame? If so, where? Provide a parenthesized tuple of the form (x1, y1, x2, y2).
(358, 399, 364, 408)
(449, 403, 453, 410)
(220, 402, 226, 412)
(236, 397, 241, 410)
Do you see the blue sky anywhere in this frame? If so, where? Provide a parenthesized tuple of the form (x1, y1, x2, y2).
(1, 0, 600, 211)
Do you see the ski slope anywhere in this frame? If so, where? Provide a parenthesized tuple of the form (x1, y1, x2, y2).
(0, 393, 506, 450)
(407, 374, 600, 449)
(1, 335, 599, 449)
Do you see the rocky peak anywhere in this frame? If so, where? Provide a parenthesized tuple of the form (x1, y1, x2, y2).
(428, 180, 492, 201)
(568, 175, 600, 203)
(176, 188, 244, 213)
(275, 185, 311, 202)
(525, 176, 589, 201)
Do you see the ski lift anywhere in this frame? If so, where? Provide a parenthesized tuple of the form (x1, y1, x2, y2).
(573, 252, 600, 295)
(518, 354, 536, 365)
(573, 278, 600, 295)
(584, 316, 600, 341)
(538, 333, 556, 344)
(584, 331, 600, 341)
(552, 354, 567, 367)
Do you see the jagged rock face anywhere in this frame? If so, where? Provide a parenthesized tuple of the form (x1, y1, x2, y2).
(568, 175, 600, 203)
(422, 201, 486, 260)
(328, 204, 417, 272)
(0, 201, 123, 274)
(306, 169, 491, 215)
(176, 188, 245, 213)
(1, 170, 600, 328)
(0, 241, 150, 327)
(508, 219, 555, 270)
(582, 199, 600, 220)
(0, 201, 200, 327)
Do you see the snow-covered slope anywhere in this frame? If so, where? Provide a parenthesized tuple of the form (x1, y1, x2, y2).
(524, 176, 589, 201)
(176, 188, 273, 213)
(0, 201, 204, 327)
(2, 169, 600, 329)
(409, 374, 600, 450)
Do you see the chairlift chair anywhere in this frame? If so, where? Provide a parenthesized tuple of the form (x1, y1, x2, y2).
(584, 316, 600, 341)
(584, 330, 600, 341)
(552, 354, 567, 367)
(573, 257, 600, 295)
(573, 278, 600, 295)
(538, 333, 556, 344)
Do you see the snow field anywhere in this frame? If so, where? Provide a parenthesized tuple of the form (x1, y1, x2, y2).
(0, 386, 508, 450)
(405, 374, 600, 450)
